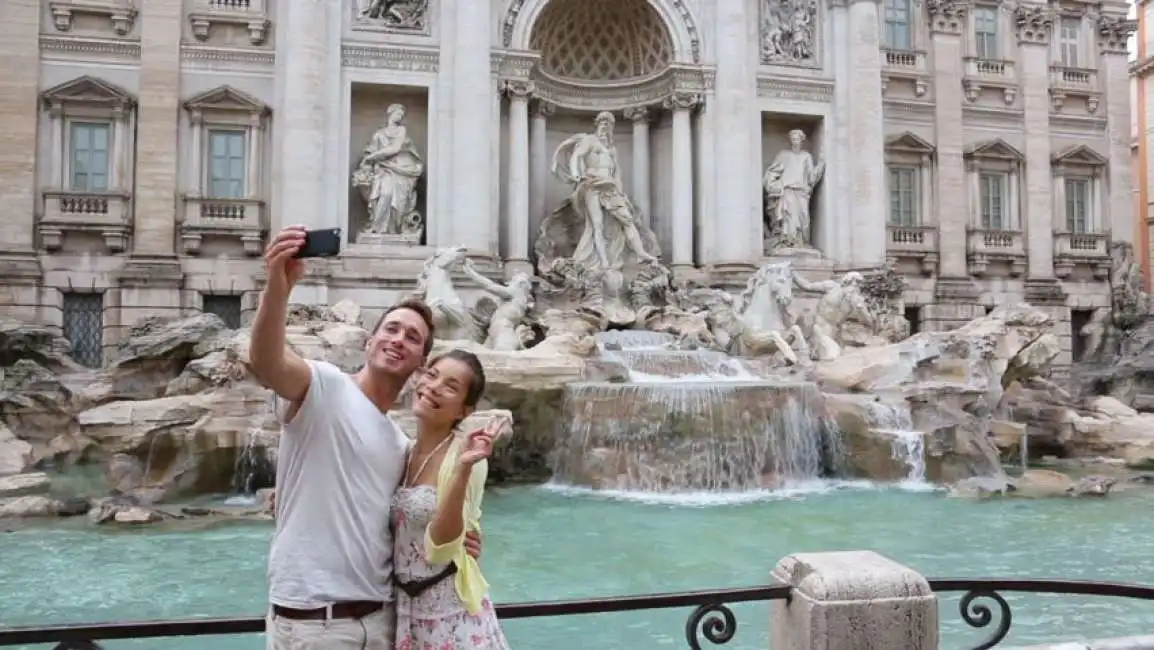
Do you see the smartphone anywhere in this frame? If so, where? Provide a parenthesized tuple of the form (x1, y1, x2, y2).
(293, 228, 342, 259)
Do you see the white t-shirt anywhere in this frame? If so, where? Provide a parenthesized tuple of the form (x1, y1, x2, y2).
(266, 360, 409, 608)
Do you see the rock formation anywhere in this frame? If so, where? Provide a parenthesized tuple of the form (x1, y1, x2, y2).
(4, 245, 1154, 521)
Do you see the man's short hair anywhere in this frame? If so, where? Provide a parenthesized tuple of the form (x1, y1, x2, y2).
(373, 299, 436, 357)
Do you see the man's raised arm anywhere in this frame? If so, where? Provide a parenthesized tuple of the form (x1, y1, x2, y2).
(250, 226, 312, 406)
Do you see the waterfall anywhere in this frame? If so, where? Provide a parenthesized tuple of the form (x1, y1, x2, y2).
(864, 400, 927, 484)
(549, 332, 839, 493)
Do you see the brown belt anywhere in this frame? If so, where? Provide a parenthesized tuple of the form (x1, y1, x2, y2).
(272, 600, 384, 621)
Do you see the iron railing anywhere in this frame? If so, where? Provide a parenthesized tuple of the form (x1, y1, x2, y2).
(2, 579, 1154, 649)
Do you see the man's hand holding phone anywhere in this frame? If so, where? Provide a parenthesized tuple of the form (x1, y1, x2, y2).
(263, 226, 308, 295)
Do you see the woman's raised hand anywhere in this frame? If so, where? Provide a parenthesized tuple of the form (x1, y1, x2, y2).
(457, 420, 500, 468)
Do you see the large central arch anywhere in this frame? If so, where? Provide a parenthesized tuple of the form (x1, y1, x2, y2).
(502, 0, 701, 64)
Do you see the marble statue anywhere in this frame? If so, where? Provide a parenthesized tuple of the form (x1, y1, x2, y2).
(792, 271, 877, 360)
(410, 246, 478, 342)
(358, 0, 429, 30)
(463, 260, 535, 352)
(761, 0, 817, 64)
(537, 112, 661, 277)
(763, 129, 825, 251)
(352, 103, 425, 238)
(685, 287, 799, 364)
(1109, 242, 1149, 330)
(736, 261, 811, 361)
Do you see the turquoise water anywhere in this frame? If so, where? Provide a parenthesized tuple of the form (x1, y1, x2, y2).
(3, 483, 1154, 649)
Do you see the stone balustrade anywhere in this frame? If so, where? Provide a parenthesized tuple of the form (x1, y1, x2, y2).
(188, 0, 269, 45)
(1053, 231, 1111, 279)
(885, 224, 939, 275)
(39, 190, 132, 253)
(179, 196, 265, 256)
(966, 227, 1027, 276)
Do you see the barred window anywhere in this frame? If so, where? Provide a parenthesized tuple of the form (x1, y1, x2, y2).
(203, 294, 242, 329)
(62, 292, 104, 368)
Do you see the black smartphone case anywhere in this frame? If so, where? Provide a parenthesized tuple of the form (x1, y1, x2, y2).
(295, 228, 342, 258)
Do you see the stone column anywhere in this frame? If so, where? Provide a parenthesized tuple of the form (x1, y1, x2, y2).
(771, 551, 939, 649)
(50, 104, 65, 188)
(132, 0, 182, 258)
(1099, 16, 1138, 244)
(0, 0, 39, 254)
(1016, 5, 1057, 280)
(827, 0, 851, 261)
(502, 80, 534, 275)
(706, 0, 759, 271)
(665, 93, 698, 271)
(447, 0, 494, 255)
(247, 113, 262, 199)
(529, 100, 554, 248)
(109, 104, 125, 189)
(623, 106, 652, 228)
(928, 1, 968, 278)
(189, 111, 203, 194)
(271, 0, 334, 234)
(846, 0, 887, 267)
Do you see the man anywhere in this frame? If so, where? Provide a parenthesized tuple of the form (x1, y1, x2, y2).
(252, 225, 479, 650)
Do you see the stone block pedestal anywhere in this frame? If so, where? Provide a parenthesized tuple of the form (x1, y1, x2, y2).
(771, 550, 939, 650)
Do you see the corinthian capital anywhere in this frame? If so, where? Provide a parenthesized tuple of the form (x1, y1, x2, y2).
(1098, 15, 1137, 55)
(1014, 3, 1055, 46)
(926, 0, 969, 34)
(502, 79, 536, 100)
(662, 92, 701, 112)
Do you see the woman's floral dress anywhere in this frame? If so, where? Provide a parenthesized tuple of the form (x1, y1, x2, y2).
(391, 485, 511, 650)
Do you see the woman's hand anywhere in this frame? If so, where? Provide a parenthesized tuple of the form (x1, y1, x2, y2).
(457, 421, 499, 468)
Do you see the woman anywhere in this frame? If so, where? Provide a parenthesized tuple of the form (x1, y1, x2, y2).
(393, 349, 510, 649)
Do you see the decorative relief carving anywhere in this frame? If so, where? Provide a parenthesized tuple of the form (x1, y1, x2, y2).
(355, 0, 430, 34)
(181, 46, 275, 71)
(341, 45, 439, 73)
(40, 36, 140, 60)
(925, 0, 969, 34)
(1097, 15, 1137, 55)
(1014, 4, 1054, 45)
(532, 100, 556, 118)
(623, 106, 650, 123)
(49, 0, 136, 36)
(760, 0, 819, 66)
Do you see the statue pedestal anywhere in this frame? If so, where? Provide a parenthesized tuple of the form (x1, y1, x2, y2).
(357, 232, 422, 247)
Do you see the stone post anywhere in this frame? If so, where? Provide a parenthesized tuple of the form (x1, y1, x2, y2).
(1099, 16, 1138, 244)
(846, 0, 887, 268)
(771, 551, 939, 650)
(624, 106, 652, 228)
(665, 93, 698, 273)
(503, 80, 534, 276)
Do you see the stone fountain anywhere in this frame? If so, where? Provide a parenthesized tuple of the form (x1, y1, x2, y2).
(3, 116, 1151, 522)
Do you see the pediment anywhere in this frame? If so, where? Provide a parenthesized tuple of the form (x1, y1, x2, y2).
(183, 85, 269, 115)
(885, 131, 935, 154)
(964, 138, 1023, 161)
(1052, 144, 1107, 166)
(42, 75, 135, 107)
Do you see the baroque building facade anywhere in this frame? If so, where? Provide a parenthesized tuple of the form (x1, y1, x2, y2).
(0, 0, 1136, 374)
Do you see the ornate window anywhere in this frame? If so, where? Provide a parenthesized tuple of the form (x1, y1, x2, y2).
(180, 85, 270, 256)
(964, 139, 1025, 276)
(884, 132, 934, 226)
(1052, 145, 1106, 232)
(973, 6, 999, 59)
(883, 0, 914, 49)
(1057, 16, 1082, 67)
(39, 76, 136, 253)
(965, 139, 1022, 230)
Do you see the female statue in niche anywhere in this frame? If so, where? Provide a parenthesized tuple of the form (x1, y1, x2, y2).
(763, 128, 825, 251)
(352, 103, 425, 236)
